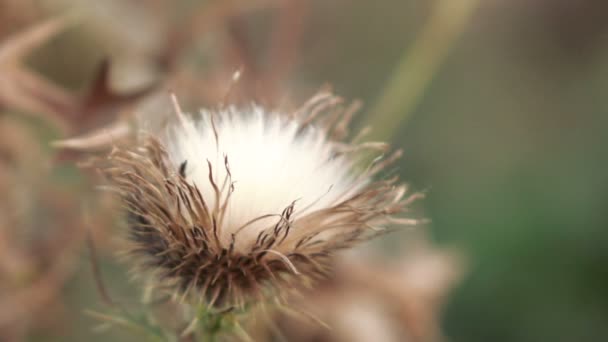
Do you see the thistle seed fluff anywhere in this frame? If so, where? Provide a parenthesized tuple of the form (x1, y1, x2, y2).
(165, 106, 359, 252)
(104, 94, 419, 308)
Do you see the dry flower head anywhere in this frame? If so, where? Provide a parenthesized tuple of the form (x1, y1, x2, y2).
(102, 92, 421, 308)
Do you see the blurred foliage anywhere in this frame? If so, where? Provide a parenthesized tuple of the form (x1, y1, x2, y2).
(1, 0, 607, 341)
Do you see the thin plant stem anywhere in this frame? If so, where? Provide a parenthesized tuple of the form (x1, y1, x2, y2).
(364, 0, 480, 141)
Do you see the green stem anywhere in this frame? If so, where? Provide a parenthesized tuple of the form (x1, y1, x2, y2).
(364, 0, 480, 141)
(196, 305, 236, 341)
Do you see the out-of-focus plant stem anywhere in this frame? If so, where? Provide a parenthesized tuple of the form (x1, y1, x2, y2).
(364, 0, 480, 141)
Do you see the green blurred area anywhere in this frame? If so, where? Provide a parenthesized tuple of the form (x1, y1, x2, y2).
(302, 2, 608, 341)
(5, 0, 608, 341)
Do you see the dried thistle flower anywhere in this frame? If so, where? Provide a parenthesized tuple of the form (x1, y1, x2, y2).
(103, 93, 420, 308)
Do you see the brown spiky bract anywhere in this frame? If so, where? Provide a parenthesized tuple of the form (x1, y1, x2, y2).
(102, 93, 420, 309)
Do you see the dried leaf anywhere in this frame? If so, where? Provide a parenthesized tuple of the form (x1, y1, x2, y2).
(51, 119, 131, 151)
(0, 17, 77, 131)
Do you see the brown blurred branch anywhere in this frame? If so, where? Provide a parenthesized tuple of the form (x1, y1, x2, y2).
(265, 0, 309, 101)
(0, 17, 157, 141)
(162, 0, 282, 70)
(0, 17, 77, 131)
(223, 16, 260, 102)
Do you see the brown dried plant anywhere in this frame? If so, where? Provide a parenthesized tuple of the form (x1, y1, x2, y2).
(98, 93, 422, 310)
(252, 241, 463, 342)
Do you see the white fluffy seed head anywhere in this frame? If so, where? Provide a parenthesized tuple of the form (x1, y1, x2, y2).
(105, 93, 414, 307)
(163, 106, 361, 251)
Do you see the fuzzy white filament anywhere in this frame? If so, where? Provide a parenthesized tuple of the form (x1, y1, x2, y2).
(163, 106, 360, 251)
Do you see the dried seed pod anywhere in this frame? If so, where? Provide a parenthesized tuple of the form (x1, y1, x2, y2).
(103, 93, 420, 308)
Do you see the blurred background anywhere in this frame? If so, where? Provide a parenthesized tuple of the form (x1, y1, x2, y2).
(1, 0, 607, 341)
